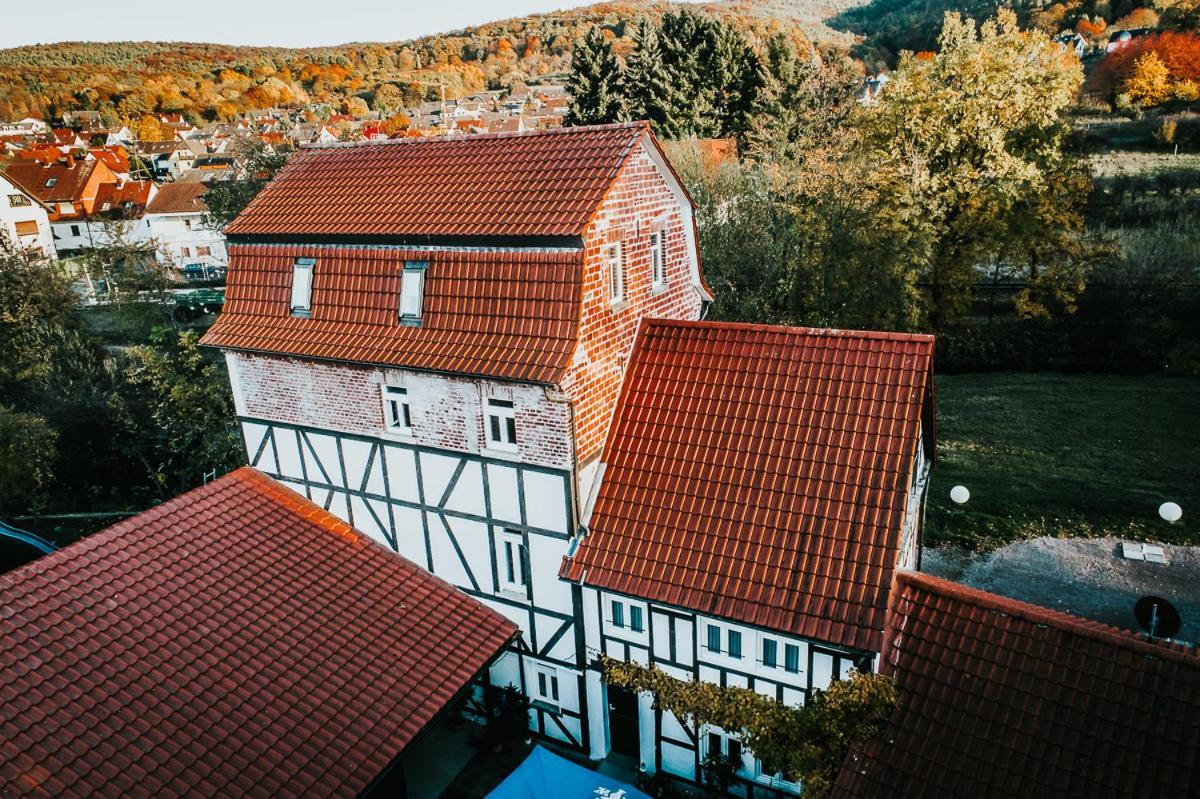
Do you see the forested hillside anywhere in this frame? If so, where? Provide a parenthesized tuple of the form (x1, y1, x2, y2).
(0, 0, 857, 123)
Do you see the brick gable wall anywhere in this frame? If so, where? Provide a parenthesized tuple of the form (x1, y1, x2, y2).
(565, 143, 705, 466)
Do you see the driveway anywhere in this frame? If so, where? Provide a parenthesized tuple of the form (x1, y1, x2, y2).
(923, 536, 1200, 644)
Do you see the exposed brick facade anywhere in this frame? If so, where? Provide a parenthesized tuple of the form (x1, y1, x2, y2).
(565, 144, 705, 465)
(229, 352, 574, 472)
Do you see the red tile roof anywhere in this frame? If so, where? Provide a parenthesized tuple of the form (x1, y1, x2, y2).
(201, 243, 583, 383)
(145, 182, 209, 215)
(834, 572, 1200, 798)
(0, 467, 517, 798)
(562, 320, 935, 651)
(225, 122, 651, 238)
(1, 158, 98, 205)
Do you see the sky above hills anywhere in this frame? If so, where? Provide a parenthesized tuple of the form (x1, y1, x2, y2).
(1, 0, 675, 49)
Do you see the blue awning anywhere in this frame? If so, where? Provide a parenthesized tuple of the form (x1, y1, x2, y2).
(487, 746, 651, 799)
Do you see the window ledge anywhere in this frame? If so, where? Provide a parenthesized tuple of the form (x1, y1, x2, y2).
(609, 299, 628, 312)
(498, 588, 530, 603)
(381, 428, 414, 442)
(530, 699, 561, 714)
(651, 282, 669, 295)
(482, 445, 521, 462)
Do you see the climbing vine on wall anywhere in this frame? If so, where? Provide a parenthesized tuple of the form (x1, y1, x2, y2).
(599, 655, 897, 798)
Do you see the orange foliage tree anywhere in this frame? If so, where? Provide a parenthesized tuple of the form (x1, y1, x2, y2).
(1088, 31, 1200, 98)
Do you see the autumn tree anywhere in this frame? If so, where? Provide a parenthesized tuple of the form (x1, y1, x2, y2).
(566, 26, 624, 126)
(1123, 50, 1173, 105)
(857, 10, 1089, 328)
(205, 137, 294, 229)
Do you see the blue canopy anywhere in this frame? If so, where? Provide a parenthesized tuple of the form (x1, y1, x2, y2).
(487, 746, 651, 799)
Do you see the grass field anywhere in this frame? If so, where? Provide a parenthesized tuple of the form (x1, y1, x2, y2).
(926, 373, 1200, 550)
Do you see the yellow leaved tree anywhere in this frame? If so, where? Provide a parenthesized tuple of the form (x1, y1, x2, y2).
(1123, 51, 1173, 106)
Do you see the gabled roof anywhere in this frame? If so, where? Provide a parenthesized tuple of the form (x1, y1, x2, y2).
(0, 467, 517, 798)
(562, 320, 935, 651)
(93, 180, 154, 217)
(145, 181, 209, 215)
(834, 572, 1200, 798)
(1, 158, 98, 204)
(201, 243, 583, 383)
(225, 121, 653, 239)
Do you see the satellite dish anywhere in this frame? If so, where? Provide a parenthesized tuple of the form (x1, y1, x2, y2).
(950, 485, 970, 505)
(1135, 596, 1182, 639)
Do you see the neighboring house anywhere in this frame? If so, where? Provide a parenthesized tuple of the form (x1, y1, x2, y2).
(562, 321, 935, 793)
(201, 121, 710, 753)
(0, 467, 517, 797)
(0, 171, 55, 257)
(833, 571, 1200, 798)
(135, 139, 190, 179)
(1, 157, 154, 255)
(858, 74, 890, 106)
(0, 118, 48, 136)
(1106, 27, 1153, 52)
(1053, 32, 1087, 57)
(143, 182, 227, 271)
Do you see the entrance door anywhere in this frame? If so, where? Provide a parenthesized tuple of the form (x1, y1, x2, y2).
(608, 685, 640, 757)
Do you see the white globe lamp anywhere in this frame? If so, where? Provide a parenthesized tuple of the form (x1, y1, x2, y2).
(950, 485, 970, 505)
(1159, 501, 1183, 524)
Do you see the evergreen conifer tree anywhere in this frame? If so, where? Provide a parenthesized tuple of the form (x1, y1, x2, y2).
(565, 26, 624, 126)
(622, 19, 674, 131)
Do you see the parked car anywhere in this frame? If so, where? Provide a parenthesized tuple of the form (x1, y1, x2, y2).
(174, 288, 225, 321)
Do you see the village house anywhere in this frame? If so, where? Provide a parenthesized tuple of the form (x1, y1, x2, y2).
(201, 121, 710, 753)
(0, 468, 518, 797)
(561, 320, 935, 794)
(0, 171, 55, 257)
(142, 182, 227, 274)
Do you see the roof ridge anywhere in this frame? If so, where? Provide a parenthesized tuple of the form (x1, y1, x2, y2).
(895, 570, 1200, 665)
(300, 120, 649, 151)
(644, 317, 937, 345)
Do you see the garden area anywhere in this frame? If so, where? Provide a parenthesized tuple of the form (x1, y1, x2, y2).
(927, 372, 1200, 550)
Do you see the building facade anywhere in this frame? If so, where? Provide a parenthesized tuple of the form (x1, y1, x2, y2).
(0, 172, 54, 257)
(203, 122, 710, 752)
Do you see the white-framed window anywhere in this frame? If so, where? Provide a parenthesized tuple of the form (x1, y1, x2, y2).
(531, 663, 561, 706)
(785, 643, 801, 674)
(609, 598, 645, 633)
(382, 385, 412, 434)
(486, 397, 517, 450)
(290, 257, 315, 316)
(649, 231, 665, 289)
(399, 261, 427, 325)
(497, 529, 529, 594)
(606, 242, 623, 305)
(761, 636, 779, 669)
(704, 622, 742, 659)
(704, 729, 745, 773)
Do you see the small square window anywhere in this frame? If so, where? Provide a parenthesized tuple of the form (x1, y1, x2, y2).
(611, 599, 625, 628)
(498, 529, 529, 594)
(606, 243, 623, 305)
(486, 397, 517, 450)
(399, 261, 427, 325)
(181, 246, 191, 258)
(382, 385, 412, 433)
(184, 218, 193, 230)
(728, 630, 742, 659)
(706, 624, 721, 654)
(762, 638, 778, 668)
(290, 257, 314, 316)
(649, 232, 665, 288)
(630, 604, 644, 633)
(785, 643, 800, 674)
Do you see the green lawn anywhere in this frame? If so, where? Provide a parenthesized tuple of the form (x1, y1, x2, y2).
(927, 373, 1200, 550)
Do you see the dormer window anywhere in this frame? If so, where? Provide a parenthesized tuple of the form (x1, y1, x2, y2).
(399, 261, 427, 325)
(290, 257, 314, 317)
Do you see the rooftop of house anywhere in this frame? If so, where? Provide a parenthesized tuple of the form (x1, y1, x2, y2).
(145, 182, 208, 215)
(201, 243, 584, 383)
(834, 571, 1200, 798)
(562, 319, 936, 652)
(225, 121, 661, 240)
(1, 157, 101, 205)
(0, 467, 516, 798)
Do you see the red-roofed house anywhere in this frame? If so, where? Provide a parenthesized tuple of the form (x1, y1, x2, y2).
(0, 171, 54, 258)
(0, 467, 517, 797)
(833, 571, 1200, 798)
(561, 319, 935, 790)
(201, 121, 710, 753)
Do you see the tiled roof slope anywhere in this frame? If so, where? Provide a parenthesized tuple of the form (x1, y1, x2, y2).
(145, 182, 208, 215)
(0, 468, 517, 799)
(2, 158, 98, 204)
(834, 572, 1200, 799)
(562, 320, 935, 651)
(200, 243, 583, 383)
(225, 122, 649, 238)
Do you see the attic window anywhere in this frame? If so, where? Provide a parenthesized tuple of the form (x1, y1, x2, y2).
(399, 261, 427, 326)
(45, 178, 57, 188)
(290, 257, 315, 317)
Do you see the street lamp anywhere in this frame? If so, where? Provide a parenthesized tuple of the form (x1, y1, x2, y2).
(1159, 501, 1183, 524)
(950, 485, 970, 505)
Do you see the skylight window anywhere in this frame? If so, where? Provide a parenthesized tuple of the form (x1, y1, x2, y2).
(399, 261, 427, 325)
(45, 178, 57, 188)
(290, 258, 314, 316)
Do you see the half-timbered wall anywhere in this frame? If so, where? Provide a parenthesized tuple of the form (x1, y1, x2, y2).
(580, 586, 874, 795)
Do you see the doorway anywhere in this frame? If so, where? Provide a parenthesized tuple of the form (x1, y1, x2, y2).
(607, 685, 640, 758)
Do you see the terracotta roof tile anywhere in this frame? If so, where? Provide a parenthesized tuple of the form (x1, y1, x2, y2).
(1, 158, 97, 205)
(201, 243, 583, 383)
(562, 320, 935, 651)
(0, 467, 516, 798)
(834, 572, 1200, 798)
(225, 122, 648, 238)
(145, 182, 208, 215)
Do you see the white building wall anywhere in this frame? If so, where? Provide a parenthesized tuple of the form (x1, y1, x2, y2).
(145, 212, 228, 269)
(0, 176, 54, 258)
